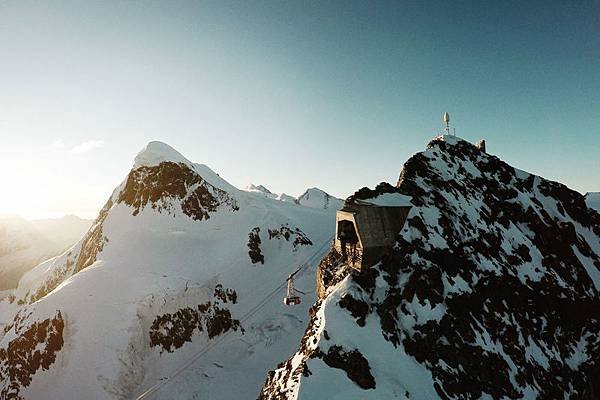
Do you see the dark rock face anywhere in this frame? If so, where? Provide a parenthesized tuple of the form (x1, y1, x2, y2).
(384, 138, 600, 399)
(338, 294, 369, 327)
(260, 137, 600, 399)
(268, 225, 313, 249)
(248, 227, 265, 264)
(149, 285, 241, 353)
(0, 311, 65, 400)
(118, 161, 238, 220)
(313, 345, 375, 390)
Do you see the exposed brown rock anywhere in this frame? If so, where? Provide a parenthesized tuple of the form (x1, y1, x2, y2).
(149, 286, 241, 353)
(0, 311, 65, 400)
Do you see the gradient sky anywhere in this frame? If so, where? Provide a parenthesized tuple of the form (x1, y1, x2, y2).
(1, 1, 598, 219)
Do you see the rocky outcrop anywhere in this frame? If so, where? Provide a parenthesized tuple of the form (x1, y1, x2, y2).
(149, 285, 241, 353)
(0, 311, 64, 400)
(119, 161, 238, 220)
(248, 227, 265, 264)
(268, 225, 313, 249)
(312, 345, 375, 390)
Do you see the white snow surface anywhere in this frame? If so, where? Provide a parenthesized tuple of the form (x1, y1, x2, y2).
(133, 141, 192, 168)
(356, 192, 412, 207)
(0, 142, 337, 400)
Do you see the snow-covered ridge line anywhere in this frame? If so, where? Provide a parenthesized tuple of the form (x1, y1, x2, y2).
(260, 135, 600, 400)
(243, 185, 343, 210)
(133, 141, 192, 168)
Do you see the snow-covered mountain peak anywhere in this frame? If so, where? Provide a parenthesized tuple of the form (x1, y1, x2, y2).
(0, 139, 340, 400)
(245, 184, 273, 194)
(133, 141, 192, 169)
(244, 184, 277, 199)
(297, 188, 343, 210)
(277, 193, 297, 203)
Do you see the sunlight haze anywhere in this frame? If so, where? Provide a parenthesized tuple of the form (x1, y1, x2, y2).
(1, 0, 598, 218)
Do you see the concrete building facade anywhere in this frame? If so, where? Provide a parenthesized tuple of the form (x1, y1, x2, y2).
(334, 200, 411, 270)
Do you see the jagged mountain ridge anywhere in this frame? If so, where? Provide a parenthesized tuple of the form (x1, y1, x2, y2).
(0, 141, 336, 400)
(260, 136, 600, 399)
(243, 185, 343, 210)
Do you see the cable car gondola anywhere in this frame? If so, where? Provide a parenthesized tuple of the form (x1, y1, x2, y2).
(284, 267, 305, 306)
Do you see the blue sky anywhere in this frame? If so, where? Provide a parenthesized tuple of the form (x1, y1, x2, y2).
(0, 1, 598, 218)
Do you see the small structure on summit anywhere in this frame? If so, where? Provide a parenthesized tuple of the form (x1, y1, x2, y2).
(442, 111, 456, 136)
(334, 192, 412, 271)
(476, 139, 486, 152)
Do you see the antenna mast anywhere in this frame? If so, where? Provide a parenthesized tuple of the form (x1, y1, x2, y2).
(443, 112, 451, 135)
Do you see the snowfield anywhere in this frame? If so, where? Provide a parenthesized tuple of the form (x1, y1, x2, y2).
(0, 142, 338, 400)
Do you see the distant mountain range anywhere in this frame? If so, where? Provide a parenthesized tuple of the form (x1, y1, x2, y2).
(243, 184, 343, 210)
(0, 214, 91, 291)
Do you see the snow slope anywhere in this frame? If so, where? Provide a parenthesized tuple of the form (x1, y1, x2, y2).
(260, 136, 600, 399)
(0, 141, 336, 400)
(0, 215, 90, 291)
